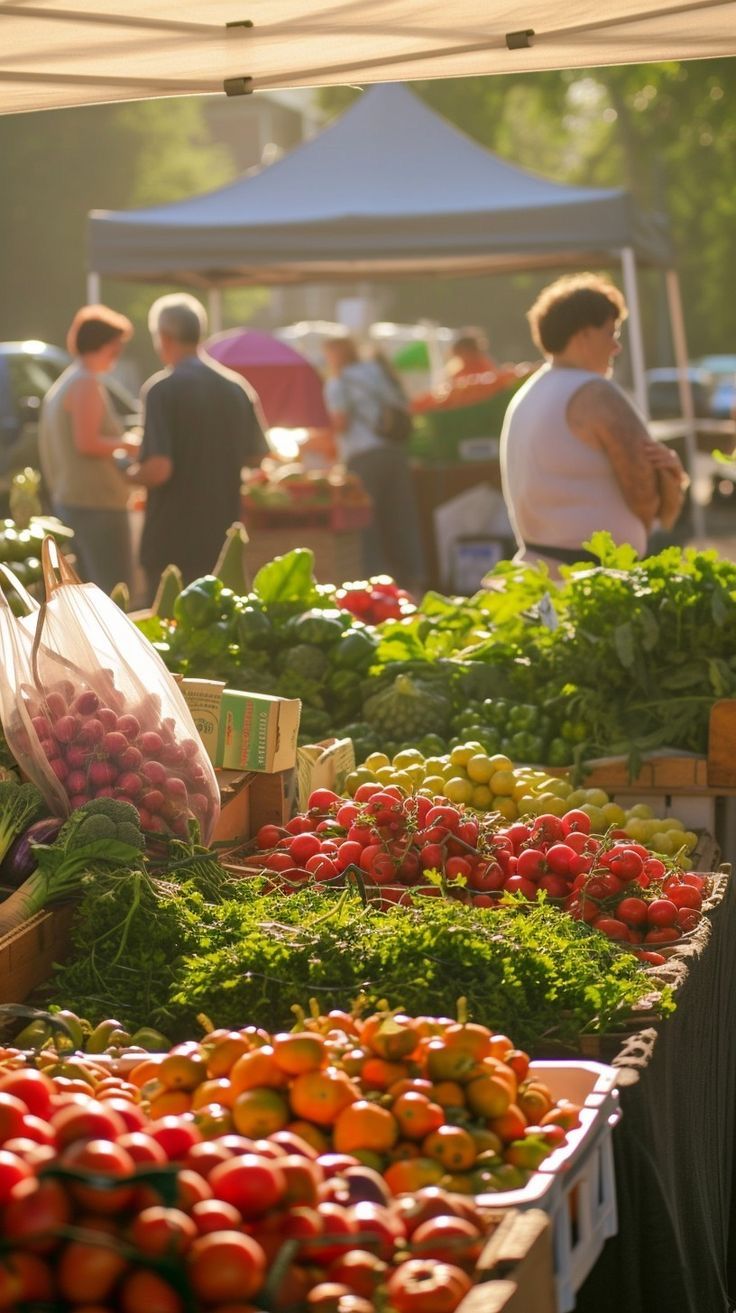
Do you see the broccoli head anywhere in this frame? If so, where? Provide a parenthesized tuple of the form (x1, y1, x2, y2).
(59, 798, 145, 854)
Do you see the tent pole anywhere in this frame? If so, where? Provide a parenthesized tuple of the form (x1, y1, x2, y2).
(87, 271, 101, 304)
(620, 247, 649, 418)
(666, 268, 705, 538)
(208, 288, 223, 335)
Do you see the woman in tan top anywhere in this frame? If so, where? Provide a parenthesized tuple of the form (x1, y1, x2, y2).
(500, 274, 686, 575)
(40, 305, 139, 591)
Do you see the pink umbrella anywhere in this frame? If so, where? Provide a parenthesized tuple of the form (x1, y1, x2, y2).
(206, 328, 329, 429)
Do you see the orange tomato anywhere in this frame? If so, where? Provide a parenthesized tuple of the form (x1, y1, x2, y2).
(383, 1157, 445, 1195)
(431, 1081, 466, 1110)
(443, 1022, 492, 1060)
(206, 1036, 251, 1079)
(470, 1128, 503, 1156)
(333, 1100, 399, 1154)
(361, 1014, 419, 1061)
(387, 1078, 434, 1100)
(290, 1069, 357, 1127)
(392, 1093, 445, 1141)
(232, 1088, 290, 1138)
(423, 1042, 475, 1084)
(517, 1085, 553, 1122)
(361, 1058, 410, 1091)
(488, 1104, 528, 1143)
(127, 1058, 164, 1089)
(422, 1125, 477, 1172)
(230, 1046, 289, 1095)
(148, 1091, 193, 1119)
(192, 1079, 234, 1111)
(489, 1034, 514, 1060)
(158, 1053, 207, 1093)
(286, 1120, 329, 1153)
(119, 1269, 184, 1313)
(272, 1032, 327, 1076)
(465, 1076, 512, 1120)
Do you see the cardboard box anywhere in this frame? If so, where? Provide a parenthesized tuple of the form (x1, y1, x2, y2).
(181, 679, 301, 773)
(213, 767, 296, 847)
(296, 738, 356, 811)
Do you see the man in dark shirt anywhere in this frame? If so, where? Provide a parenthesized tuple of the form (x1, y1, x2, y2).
(130, 294, 268, 598)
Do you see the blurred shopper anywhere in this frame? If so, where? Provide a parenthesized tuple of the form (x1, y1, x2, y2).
(324, 336, 425, 593)
(500, 274, 686, 574)
(39, 305, 136, 591)
(445, 329, 499, 379)
(129, 295, 268, 599)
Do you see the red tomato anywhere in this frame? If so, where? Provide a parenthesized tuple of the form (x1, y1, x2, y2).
(118, 1131, 168, 1165)
(149, 1116, 202, 1161)
(616, 896, 650, 927)
(563, 809, 592, 835)
(603, 848, 643, 883)
(545, 843, 578, 877)
(0, 1070, 53, 1119)
(387, 1258, 471, 1313)
(444, 857, 472, 881)
(1, 1176, 70, 1251)
(308, 1202, 359, 1264)
(411, 1215, 482, 1264)
(289, 833, 322, 864)
(667, 885, 702, 911)
(0, 1150, 32, 1206)
(503, 875, 538, 900)
(190, 1198, 243, 1235)
(539, 874, 570, 899)
(469, 862, 505, 892)
(505, 823, 532, 852)
(647, 898, 679, 928)
(634, 949, 667, 965)
(130, 1206, 197, 1256)
(209, 1153, 285, 1218)
(676, 907, 701, 932)
(643, 857, 666, 880)
(51, 1099, 126, 1148)
(57, 1239, 127, 1303)
(425, 806, 461, 832)
(516, 848, 546, 881)
(645, 927, 680, 944)
(336, 841, 365, 870)
(530, 814, 566, 845)
(349, 1200, 406, 1261)
(62, 1138, 136, 1214)
(0, 1093, 31, 1143)
(594, 918, 632, 942)
(329, 1250, 388, 1298)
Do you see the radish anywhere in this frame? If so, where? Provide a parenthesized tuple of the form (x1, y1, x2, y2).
(116, 714, 141, 740)
(118, 773, 142, 798)
(73, 691, 100, 716)
(97, 708, 118, 732)
(65, 745, 89, 769)
(119, 746, 143, 771)
(53, 717, 78, 744)
(139, 732, 163, 756)
(141, 761, 167, 786)
(44, 692, 67, 720)
(103, 731, 128, 757)
(77, 719, 104, 746)
(65, 770, 87, 795)
(88, 761, 116, 789)
(141, 790, 165, 814)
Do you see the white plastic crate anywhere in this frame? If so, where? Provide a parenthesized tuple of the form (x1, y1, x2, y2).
(476, 1060, 620, 1313)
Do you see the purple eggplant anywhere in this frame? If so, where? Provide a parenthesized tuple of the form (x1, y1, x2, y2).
(0, 817, 63, 888)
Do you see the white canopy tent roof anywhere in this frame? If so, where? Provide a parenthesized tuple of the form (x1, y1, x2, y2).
(1, 1, 735, 117)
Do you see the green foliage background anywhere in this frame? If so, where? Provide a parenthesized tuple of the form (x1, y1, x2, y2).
(0, 59, 734, 367)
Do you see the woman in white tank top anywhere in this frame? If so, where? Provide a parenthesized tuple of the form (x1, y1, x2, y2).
(500, 275, 686, 575)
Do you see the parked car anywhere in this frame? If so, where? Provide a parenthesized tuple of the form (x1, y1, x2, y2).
(0, 340, 140, 507)
(645, 366, 716, 421)
(695, 355, 736, 420)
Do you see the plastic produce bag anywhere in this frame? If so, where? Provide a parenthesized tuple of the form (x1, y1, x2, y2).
(0, 541, 220, 842)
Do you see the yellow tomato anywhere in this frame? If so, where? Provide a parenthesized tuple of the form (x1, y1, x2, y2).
(450, 745, 475, 768)
(393, 749, 425, 768)
(489, 770, 515, 797)
(584, 788, 610, 808)
(487, 755, 513, 774)
(601, 802, 626, 825)
(466, 754, 494, 784)
(444, 777, 474, 805)
(365, 753, 390, 771)
(472, 785, 493, 810)
(494, 797, 518, 821)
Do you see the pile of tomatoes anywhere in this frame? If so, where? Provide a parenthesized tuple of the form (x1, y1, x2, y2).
(0, 1011, 582, 1312)
(335, 577, 416, 626)
(250, 787, 705, 966)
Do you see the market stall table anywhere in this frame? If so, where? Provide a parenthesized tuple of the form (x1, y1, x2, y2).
(575, 868, 736, 1313)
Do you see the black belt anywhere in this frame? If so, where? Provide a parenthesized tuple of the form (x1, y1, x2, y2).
(524, 542, 600, 566)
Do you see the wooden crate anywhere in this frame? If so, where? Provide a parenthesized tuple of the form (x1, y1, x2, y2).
(459, 1210, 555, 1313)
(243, 525, 364, 586)
(214, 768, 296, 849)
(0, 905, 75, 1005)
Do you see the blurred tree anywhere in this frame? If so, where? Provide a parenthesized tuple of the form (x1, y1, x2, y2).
(0, 97, 264, 372)
(320, 60, 736, 358)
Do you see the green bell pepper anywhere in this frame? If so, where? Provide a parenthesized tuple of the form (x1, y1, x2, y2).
(173, 575, 224, 629)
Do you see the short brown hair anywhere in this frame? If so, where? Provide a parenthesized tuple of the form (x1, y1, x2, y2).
(67, 304, 133, 357)
(527, 275, 627, 355)
(324, 335, 360, 368)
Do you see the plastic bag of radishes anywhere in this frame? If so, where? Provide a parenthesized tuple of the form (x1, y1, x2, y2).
(0, 541, 220, 844)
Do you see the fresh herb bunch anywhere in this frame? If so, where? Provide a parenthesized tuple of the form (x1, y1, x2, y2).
(167, 884, 669, 1051)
